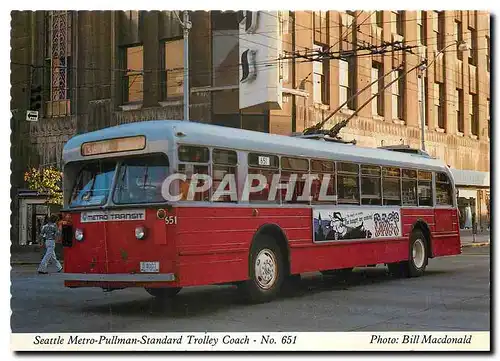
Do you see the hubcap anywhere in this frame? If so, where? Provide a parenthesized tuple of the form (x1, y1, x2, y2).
(254, 248, 278, 290)
(412, 239, 425, 269)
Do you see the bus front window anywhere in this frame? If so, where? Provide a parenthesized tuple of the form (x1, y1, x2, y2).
(70, 161, 116, 207)
(113, 154, 169, 204)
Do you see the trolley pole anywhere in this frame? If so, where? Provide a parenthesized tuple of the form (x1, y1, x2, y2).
(182, 11, 191, 121)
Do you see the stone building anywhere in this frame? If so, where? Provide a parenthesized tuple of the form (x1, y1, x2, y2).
(10, 10, 490, 245)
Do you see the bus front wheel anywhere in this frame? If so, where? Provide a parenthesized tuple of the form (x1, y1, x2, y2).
(145, 287, 182, 298)
(239, 235, 285, 303)
(388, 229, 428, 278)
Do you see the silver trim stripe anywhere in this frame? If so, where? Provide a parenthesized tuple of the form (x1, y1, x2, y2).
(64, 273, 176, 282)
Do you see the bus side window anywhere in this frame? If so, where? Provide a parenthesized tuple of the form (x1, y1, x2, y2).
(248, 153, 280, 203)
(402, 169, 417, 206)
(178, 145, 210, 201)
(418, 170, 433, 206)
(337, 162, 360, 204)
(382, 167, 401, 205)
(361, 165, 381, 205)
(212, 149, 238, 202)
(436, 172, 453, 205)
(310, 160, 336, 204)
(281, 156, 309, 203)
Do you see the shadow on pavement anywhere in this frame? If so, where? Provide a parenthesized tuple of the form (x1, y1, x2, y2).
(78, 267, 448, 318)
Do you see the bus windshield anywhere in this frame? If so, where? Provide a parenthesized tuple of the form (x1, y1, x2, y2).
(113, 154, 169, 204)
(70, 161, 116, 207)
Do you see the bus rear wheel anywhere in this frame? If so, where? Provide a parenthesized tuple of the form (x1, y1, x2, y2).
(145, 287, 182, 298)
(238, 235, 285, 303)
(388, 229, 428, 278)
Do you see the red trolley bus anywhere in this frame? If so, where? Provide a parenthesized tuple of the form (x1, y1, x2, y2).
(61, 120, 460, 303)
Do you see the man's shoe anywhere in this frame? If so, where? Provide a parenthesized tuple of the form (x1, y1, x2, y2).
(38, 271, 48, 275)
(57, 268, 63, 273)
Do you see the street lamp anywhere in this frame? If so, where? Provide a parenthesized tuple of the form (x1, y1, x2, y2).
(418, 40, 469, 152)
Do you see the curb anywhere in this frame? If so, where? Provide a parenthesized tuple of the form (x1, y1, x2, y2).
(11, 262, 64, 266)
(461, 242, 490, 248)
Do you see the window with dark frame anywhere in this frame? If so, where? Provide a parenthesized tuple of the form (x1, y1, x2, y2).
(382, 167, 401, 205)
(402, 169, 417, 206)
(376, 11, 383, 27)
(470, 93, 479, 136)
(311, 160, 336, 204)
(396, 11, 404, 36)
(164, 38, 184, 101)
(177, 145, 210, 202)
(212, 149, 238, 203)
(313, 45, 330, 105)
(417, 11, 424, 45)
(372, 61, 384, 116)
(248, 153, 280, 203)
(123, 45, 144, 104)
(417, 170, 433, 206)
(469, 28, 477, 66)
(339, 59, 354, 110)
(421, 11, 427, 46)
(45, 11, 72, 117)
(437, 11, 445, 49)
(361, 165, 382, 205)
(456, 20, 463, 60)
(281, 157, 309, 203)
(313, 11, 329, 46)
(392, 70, 404, 120)
(436, 172, 453, 205)
(337, 162, 360, 204)
(437, 83, 445, 129)
(457, 89, 464, 133)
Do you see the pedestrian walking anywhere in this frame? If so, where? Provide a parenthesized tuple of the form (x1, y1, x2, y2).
(37, 214, 63, 274)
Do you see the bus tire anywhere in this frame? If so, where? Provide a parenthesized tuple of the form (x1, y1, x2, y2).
(239, 235, 285, 303)
(388, 229, 428, 278)
(144, 287, 182, 298)
(408, 229, 428, 277)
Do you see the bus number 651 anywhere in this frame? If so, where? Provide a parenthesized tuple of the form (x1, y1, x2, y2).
(165, 216, 177, 225)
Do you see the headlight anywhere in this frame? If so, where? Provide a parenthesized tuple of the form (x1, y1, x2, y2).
(135, 226, 146, 240)
(75, 228, 84, 241)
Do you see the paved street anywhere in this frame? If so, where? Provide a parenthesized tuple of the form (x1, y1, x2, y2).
(11, 246, 490, 333)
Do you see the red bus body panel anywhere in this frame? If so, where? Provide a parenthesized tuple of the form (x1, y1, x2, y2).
(64, 206, 461, 289)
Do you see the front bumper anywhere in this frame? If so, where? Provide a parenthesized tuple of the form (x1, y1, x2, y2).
(63, 273, 176, 282)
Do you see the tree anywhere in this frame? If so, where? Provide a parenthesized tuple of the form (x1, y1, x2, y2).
(24, 167, 63, 206)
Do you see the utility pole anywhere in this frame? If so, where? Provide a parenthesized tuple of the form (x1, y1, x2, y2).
(419, 65, 426, 152)
(174, 10, 191, 121)
(182, 11, 191, 121)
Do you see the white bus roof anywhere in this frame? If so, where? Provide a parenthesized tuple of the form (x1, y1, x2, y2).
(63, 120, 450, 173)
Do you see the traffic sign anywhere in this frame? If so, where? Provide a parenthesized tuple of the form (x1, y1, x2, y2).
(26, 110, 39, 122)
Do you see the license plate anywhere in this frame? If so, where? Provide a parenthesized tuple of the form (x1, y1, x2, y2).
(140, 262, 159, 273)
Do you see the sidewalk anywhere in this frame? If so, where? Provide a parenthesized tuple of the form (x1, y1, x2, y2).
(11, 244, 63, 266)
(460, 230, 490, 248)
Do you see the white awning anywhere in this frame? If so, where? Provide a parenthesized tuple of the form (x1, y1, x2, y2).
(458, 189, 478, 198)
(450, 168, 490, 187)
